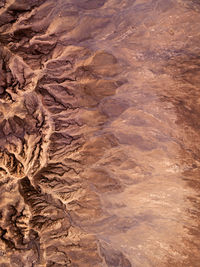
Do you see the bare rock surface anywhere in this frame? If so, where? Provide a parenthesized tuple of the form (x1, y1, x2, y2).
(0, 0, 200, 266)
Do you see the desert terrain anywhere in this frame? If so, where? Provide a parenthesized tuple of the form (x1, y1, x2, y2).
(0, 0, 200, 266)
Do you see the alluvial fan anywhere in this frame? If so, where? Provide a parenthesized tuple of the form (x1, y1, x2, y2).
(0, 0, 200, 266)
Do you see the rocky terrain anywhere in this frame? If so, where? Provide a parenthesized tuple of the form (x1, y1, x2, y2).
(0, 0, 200, 266)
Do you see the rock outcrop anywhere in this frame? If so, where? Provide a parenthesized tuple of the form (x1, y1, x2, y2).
(0, 0, 200, 266)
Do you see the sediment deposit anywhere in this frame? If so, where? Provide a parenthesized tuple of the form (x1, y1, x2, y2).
(0, 0, 200, 266)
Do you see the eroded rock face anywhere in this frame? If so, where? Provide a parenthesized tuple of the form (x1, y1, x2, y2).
(0, 1, 128, 266)
(0, 0, 200, 266)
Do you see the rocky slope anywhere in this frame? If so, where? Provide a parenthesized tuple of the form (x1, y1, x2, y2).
(0, 0, 200, 266)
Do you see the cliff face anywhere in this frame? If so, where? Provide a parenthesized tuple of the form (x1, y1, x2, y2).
(0, 0, 200, 266)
